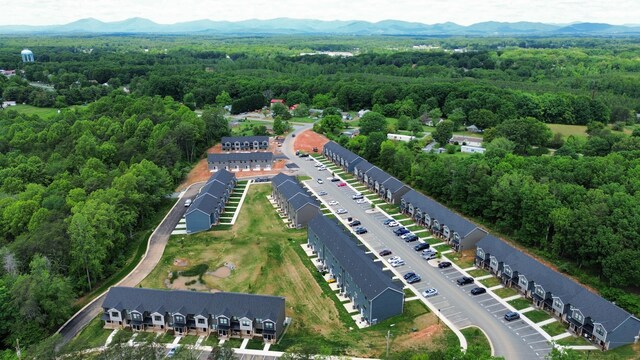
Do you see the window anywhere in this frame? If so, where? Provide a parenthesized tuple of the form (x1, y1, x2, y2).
(256, 318, 262, 323)
(595, 325, 605, 336)
(263, 322, 274, 330)
(197, 318, 206, 325)
(519, 277, 527, 286)
(504, 267, 512, 276)
(553, 298, 563, 309)
(174, 315, 185, 323)
(241, 320, 251, 327)
(573, 311, 583, 322)
(132, 312, 142, 321)
(535, 287, 545, 296)
(490, 258, 498, 267)
(111, 311, 119, 318)
(218, 317, 228, 325)
(154, 316, 162, 322)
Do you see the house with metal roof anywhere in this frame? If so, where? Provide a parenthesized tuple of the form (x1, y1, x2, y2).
(208, 152, 273, 172)
(185, 170, 237, 233)
(400, 189, 487, 251)
(221, 136, 269, 151)
(323, 141, 364, 173)
(102, 287, 285, 343)
(271, 173, 320, 228)
(476, 235, 640, 350)
(307, 215, 404, 325)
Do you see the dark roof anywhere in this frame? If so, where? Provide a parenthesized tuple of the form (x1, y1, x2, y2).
(363, 166, 391, 184)
(324, 141, 362, 163)
(309, 215, 402, 299)
(208, 152, 273, 162)
(221, 136, 269, 143)
(476, 235, 636, 331)
(186, 170, 235, 217)
(354, 160, 375, 173)
(289, 192, 319, 211)
(381, 177, 408, 194)
(272, 173, 296, 188)
(401, 189, 479, 237)
(206, 169, 235, 186)
(103, 287, 284, 321)
(187, 193, 218, 215)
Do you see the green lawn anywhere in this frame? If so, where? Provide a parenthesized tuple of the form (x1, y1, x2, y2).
(224, 338, 243, 349)
(406, 225, 424, 232)
(508, 298, 532, 310)
(555, 335, 592, 346)
(180, 335, 199, 345)
(523, 309, 552, 323)
(289, 116, 317, 124)
(246, 338, 266, 350)
(201, 335, 220, 347)
(62, 315, 112, 352)
(542, 322, 568, 337)
(547, 124, 588, 138)
(493, 287, 519, 298)
(434, 244, 452, 253)
(467, 268, 490, 278)
(460, 327, 491, 356)
(479, 277, 501, 288)
(446, 253, 475, 269)
(134, 331, 159, 343)
(424, 237, 442, 245)
(9, 104, 60, 118)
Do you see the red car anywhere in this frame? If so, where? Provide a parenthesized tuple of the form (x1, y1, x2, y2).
(337, 182, 347, 187)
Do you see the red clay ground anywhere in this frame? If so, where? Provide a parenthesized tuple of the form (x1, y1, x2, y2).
(293, 129, 329, 153)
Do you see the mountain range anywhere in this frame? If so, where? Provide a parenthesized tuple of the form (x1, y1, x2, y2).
(2, 17, 640, 35)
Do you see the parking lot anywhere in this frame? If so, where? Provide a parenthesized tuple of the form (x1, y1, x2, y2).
(300, 157, 551, 360)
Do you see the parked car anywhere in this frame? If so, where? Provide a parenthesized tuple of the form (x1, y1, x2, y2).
(387, 221, 400, 227)
(349, 220, 361, 227)
(314, 163, 322, 167)
(422, 249, 437, 255)
(300, 153, 309, 158)
(400, 232, 414, 239)
(471, 287, 487, 295)
(318, 167, 326, 171)
(317, 178, 324, 184)
(414, 242, 430, 251)
(356, 199, 367, 204)
(504, 311, 520, 321)
(407, 275, 421, 284)
(438, 261, 452, 268)
(328, 200, 339, 206)
(382, 219, 394, 225)
(292, 133, 296, 137)
(394, 228, 410, 236)
(422, 288, 438, 298)
(352, 193, 364, 200)
(379, 249, 392, 256)
(355, 227, 368, 234)
(336, 208, 348, 214)
(330, 177, 341, 182)
(422, 253, 437, 260)
(388, 256, 401, 262)
(312, 147, 318, 152)
(337, 182, 347, 187)
(318, 191, 328, 196)
(403, 234, 419, 242)
(403, 272, 416, 280)
(391, 260, 405, 267)
(184, 199, 192, 207)
(457, 276, 474, 286)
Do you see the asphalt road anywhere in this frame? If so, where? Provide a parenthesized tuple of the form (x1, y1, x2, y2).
(283, 127, 550, 360)
(57, 184, 203, 346)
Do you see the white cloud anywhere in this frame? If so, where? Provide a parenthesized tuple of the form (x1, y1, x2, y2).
(3, 0, 639, 26)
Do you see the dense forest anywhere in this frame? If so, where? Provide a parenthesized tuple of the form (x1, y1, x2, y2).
(1, 34, 640, 358)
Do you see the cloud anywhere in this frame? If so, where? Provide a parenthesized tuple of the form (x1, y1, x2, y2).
(3, 0, 639, 26)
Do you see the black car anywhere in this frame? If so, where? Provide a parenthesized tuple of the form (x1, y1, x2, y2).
(438, 261, 452, 268)
(404, 234, 419, 242)
(299, 153, 309, 158)
(348, 220, 361, 227)
(414, 243, 430, 251)
(355, 228, 368, 235)
(393, 227, 409, 236)
(456, 276, 474, 286)
(403, 272, 416, 280)
(331, 177, 341, 182)
(470, 287, 487, 295)
(382, 219, 394, 225)
(379, 249, 392, 256)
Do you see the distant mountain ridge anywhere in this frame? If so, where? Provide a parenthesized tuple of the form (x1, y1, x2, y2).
(2, 17, 640, 35)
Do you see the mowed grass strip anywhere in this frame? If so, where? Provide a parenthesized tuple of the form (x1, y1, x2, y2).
(460, 327, 491, 357)
(542, 322, 568, 337)
(523, 309, 552, 323)
(62, 315, 113, 352)
(508, 298, 532, 310)
(493, 287, 519, 298)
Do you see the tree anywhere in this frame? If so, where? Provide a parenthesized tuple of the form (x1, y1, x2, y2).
(428, 107, 443, 121)
(362, 132, 386, 163)
(68, 212, 106, 290)
(273, 117, 289, 135)
(252, 125, 268, 136)
(215, 91, 232, 107)
(292, 103, 309, 117)
(397, 115, 410, 130)
(183, 92, 196, 110)
(485, 137, 515, 159)
(314, 115, 344, 135)
(271, 103, 290, 118)
(359, 111, 388, 135)
(201, 107, 230, 143)
(493, 117, 552, 154)
(432, 119, 455, 146)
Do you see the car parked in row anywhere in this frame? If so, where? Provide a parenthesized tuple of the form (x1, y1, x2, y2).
(387, 221, 400, 227)
(356, 199, 367, 204)
(330, 177, 341, 182)
(352, 193, 364, 200)
(317, 178, 324, 184)
(470, 287, 487, 295)
(354, 227, 368, 234)
(407, 274, 421, 284)
(382, 219, 394, 225)
(348, 219, 361, 227)
(422, 288, 438, 298)
(393, 227, 410, 236)
(336, 208, 348, 214)
(391, 259, 405, 267)
(437, 261, 452, 268)
(504, 311, 520, 321)
(403, 272, 416, 280)
(403, 234, 419, 242)
(328, 200, 339, 206)
(414, 242, 430, 251)
(457, 276, 474, 286)
(379, 249, 392, 256)
(318, 191, 328, 196)
(337, 182, 347, 187)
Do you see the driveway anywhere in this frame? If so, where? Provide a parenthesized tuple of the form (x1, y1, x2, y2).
(282, 138, 550, 360)
(57, 184, 203, 346)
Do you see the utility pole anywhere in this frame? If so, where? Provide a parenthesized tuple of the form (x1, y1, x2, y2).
(385, 330, 391, 359)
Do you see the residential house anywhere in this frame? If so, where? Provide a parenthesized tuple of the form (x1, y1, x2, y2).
(221, 136, 269, 151)
(307, 215, 404, 324)
(271, 173, 320, 228)
(400, 189, 487, 251)
(466, 125, 483, 133)
(387, 133, 416, 142)
(353, 160, 375, 181)
(208, 152, 273, 172)
(185, 170, 237, 233)
(102, 287, 286, 343)
(450, 135, 483, 147)
(323, 141, 364, 173)
(475, 235, 640, 350)
(461, 145, 486, 154)
(358, 165, 410, 205)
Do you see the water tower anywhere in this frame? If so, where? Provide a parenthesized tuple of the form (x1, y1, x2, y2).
(21, 49, 34, 62)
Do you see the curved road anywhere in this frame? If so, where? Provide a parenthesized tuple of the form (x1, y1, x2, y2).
(57, 184, 203, 346)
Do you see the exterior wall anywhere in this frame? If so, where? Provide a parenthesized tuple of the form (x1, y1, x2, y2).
(294, 204, 320, 228)
(458, 228, 488, 252)
(370, 288, 404, 324)
(186, 211, 212, 233)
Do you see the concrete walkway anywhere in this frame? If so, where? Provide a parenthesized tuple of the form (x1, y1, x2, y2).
(537, 318, 558, 326)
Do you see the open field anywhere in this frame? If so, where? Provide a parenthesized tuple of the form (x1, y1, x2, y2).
(62, 315, 112, 352)
(445, 250, 476, 269)
(508, 298, 532, 310)
(542, 322, 568, 337)
(460, 327, 491, 356)
(547, 124, 588, 138)
(7, 104, 59, 118)
(139, 184, 450, 357)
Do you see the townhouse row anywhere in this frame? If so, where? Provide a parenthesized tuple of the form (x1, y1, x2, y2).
(271, 173, 320, 228)
(102, 287, 285, 343)
(221, 136, 269, 151)
(185, 169, 237, 233)
(208, 152, 274, 172)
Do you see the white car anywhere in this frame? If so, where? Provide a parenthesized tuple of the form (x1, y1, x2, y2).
(328, 200, 339, 206)
(422, 288, 438, 298)
(184, 199, 192, 207)
(317, 178, 324, 184)
(400, 232, 415, 239)
(315, 163, 322, 167)
(388, 256, 401, 262)
(318, 167, 326, 171)
(336, 208, 348, 214)
(387, 221, 400, 227)
(356, 199, 367, 204)
(391, 260, 406, 267)
(318, 191, 328, 196)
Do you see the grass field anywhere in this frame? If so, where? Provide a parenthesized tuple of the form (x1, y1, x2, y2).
(467, 268, 490, 278)
(547, 124, 588, 138)
(9, 104, 60, 118)
(445, 250, 476, 269)
(460, 327, 491, 356)
(493, 287, 519, 298)
(140, 184, 451, 357)
(542, 322, 568, 337)
(508, 298, 532, 310)
(62, 315, 112, 352)
(479, 277, 501, 288)
(555, 335, 592, 346)
(523, 309, 552, 323)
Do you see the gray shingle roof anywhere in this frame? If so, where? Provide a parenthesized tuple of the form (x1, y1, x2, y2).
(324, 141, 362, 164)
(221, 136, 269, 144)
(207, 169, 235, 186)
(187, 193, 218, 215)
(272, 173, 296, 188)
(354, 160, 375, 174)
(476, 235, 636, 331)
(309, 215, 402, 299)
(401, 189, 479, 237)
(364, 166, 392, 184)
(208, 152, 273, 163)
(381, 177, 408, 194)
(186, 170, 236, 217)
(289, 192, 319, 211)
(278, 181, 308, 201)
(103, 287, 284, 321)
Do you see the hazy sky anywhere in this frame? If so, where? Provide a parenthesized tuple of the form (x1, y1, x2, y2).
(5, 0, 639, 26)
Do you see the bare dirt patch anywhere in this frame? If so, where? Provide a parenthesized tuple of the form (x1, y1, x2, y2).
(173, 258, 189, 267)
(293, 130, 329, 153)
(207, 266, 231, 278)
